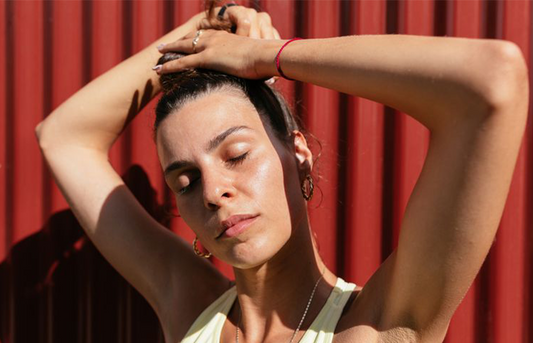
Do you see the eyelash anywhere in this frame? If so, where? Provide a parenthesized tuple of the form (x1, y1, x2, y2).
(177, 152, 250, 196)
(227, 151, 249, 166)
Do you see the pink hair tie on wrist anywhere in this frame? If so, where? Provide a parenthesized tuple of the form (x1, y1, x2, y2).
(275, 38, 302, 81)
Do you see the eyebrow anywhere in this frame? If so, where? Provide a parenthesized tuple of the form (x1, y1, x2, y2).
(164, 125, 251, 176)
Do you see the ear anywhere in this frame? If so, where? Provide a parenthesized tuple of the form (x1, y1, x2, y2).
(291, 130, 313, 174)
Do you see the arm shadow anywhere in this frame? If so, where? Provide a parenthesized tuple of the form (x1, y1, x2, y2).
(0, 165, 170, 343)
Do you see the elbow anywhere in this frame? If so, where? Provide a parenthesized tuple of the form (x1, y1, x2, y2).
(35, 115, 55, 151)
(35, 121, 44, 143)
(482, 40, 529, 116)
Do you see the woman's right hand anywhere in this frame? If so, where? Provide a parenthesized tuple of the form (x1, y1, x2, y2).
(155, 5, 283, 79)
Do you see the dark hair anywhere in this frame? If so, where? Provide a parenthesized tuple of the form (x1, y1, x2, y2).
(154, 52, 304, 146)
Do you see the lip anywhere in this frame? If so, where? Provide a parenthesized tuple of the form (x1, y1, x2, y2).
(216, 214, 259, 239)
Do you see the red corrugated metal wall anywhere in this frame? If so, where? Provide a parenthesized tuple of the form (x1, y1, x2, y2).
(0, 0, 531, 342)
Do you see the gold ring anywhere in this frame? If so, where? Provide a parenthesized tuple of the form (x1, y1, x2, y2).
(192, 29, 203, 53)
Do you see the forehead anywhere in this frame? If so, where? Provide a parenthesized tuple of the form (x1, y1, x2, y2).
(156, 90, 268, 164)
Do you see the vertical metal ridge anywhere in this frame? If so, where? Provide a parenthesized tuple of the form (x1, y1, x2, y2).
(86, 251, 92, 343)
(433, 0, 447, 37)
(41, 2, 54, 339)
(117, 278, 124, 343)
(301, 0, 342, 271)
(526, 4, 533, 341)
(41, 0, 53, 220)
(125, 285, 132, 343)
(163, 0, 174, 34)
(82, 0, 92, 86)
(121, 0, 133, 172)
(0, 1, 9, 341)
(77, 246, 84, 343)
(382, 0, 399, 264)
(8, 257, 15, 343)
(335, 92, 349, 278)
(4, 0, 14, 266)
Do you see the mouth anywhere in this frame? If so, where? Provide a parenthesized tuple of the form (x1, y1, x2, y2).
(216, 214, 259, 239)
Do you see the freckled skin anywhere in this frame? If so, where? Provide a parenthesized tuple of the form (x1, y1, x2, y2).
(156, 89, 311, 269)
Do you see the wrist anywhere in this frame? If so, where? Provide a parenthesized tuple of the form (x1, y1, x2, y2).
(255, 39, 287, 79)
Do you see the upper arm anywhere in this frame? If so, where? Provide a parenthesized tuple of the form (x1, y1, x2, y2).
(37, 141, 230, 330)
(378, 42, 528, 334)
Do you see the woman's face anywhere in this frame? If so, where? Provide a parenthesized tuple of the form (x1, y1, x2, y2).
(156, 89, 312, 269)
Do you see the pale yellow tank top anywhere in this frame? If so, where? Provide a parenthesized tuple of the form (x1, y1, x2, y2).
(182, 277, 357, 343)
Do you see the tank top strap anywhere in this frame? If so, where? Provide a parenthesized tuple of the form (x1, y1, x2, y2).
(181, 277, 357, 343)
(181, 285, 237, 343)
(299, 277, 357, 343)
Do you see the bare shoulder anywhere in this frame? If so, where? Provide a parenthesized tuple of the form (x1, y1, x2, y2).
(334, 253, 448, 343)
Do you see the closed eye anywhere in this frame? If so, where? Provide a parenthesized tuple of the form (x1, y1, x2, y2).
(177, 152, 249, 196)
(177, 178, 198, 196)
(227, 152, 249, 166)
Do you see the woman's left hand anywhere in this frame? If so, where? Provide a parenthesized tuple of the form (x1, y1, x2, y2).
(155, 29, 281, 80)
(154, 6, 282, 79)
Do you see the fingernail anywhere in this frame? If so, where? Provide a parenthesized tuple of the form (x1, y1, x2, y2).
(265, 77, 277, 85)
(152, 65, 162, 71)
(156, 43, 165, 50)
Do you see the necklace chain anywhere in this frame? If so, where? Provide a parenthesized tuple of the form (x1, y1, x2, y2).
(235, 269, 326, 343)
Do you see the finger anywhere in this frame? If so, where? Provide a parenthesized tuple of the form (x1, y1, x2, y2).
(183, 30, 200, 39)
(258, 18, 276, 39)
(158, 37, 196, 54)
(273, 27, 281, 40)
(245, 9, 261, 39)
(197, 17, 211, 30)
(158, 30, 213, 54)
(227, 7, 252, 37)
(259, 24, 275, 40)
(257, 12, 274, 39)
(249, 22, 260, 39)
(155, 53, 203, 74)
(215, 4, 237, 22)
(234, 17, 251, 37)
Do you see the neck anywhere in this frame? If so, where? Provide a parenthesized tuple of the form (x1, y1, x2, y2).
(231, 217, 337, 342)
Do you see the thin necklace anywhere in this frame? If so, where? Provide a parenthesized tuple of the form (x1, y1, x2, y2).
(235, 269, 326, 343)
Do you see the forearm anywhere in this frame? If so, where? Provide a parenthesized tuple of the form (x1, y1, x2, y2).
(36, 14, 200, 152)
(259, 35, 524, 131)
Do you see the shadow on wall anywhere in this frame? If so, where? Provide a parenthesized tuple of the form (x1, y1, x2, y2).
(0, 165, 170, 343)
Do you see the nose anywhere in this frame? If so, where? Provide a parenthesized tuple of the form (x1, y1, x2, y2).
(202, 169, 234, 211)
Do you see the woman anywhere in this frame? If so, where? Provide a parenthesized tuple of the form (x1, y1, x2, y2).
(35, 2, 528, 342)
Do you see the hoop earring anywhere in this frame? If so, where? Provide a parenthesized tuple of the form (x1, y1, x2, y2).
(301, 174, 314, 201)
(193, 237, 212, 259)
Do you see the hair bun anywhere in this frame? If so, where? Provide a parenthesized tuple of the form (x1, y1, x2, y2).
(157, 52, 191, 93)
(157, 52, 247, 95)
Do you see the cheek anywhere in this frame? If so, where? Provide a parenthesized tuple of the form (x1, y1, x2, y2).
(250, 147, 304, 232)
(174, 196, 205, 236)
(245, 150, 289, 211)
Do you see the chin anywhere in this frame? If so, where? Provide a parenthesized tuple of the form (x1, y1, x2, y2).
(217, 233, 288, 270)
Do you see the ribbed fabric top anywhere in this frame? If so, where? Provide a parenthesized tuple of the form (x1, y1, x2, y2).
(182, 277, 357, 343)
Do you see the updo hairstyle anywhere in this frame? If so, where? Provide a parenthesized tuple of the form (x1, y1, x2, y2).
(154, 52, 304, 148)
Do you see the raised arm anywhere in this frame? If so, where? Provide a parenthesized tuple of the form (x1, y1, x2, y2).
(35, 8, 278, 340)
(157, 33, 529, 339)
(35, 12, 222, 330)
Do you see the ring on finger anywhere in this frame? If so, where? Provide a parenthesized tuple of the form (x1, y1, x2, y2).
(217, 3, 237, 21)
(192, 29, 203, 53)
